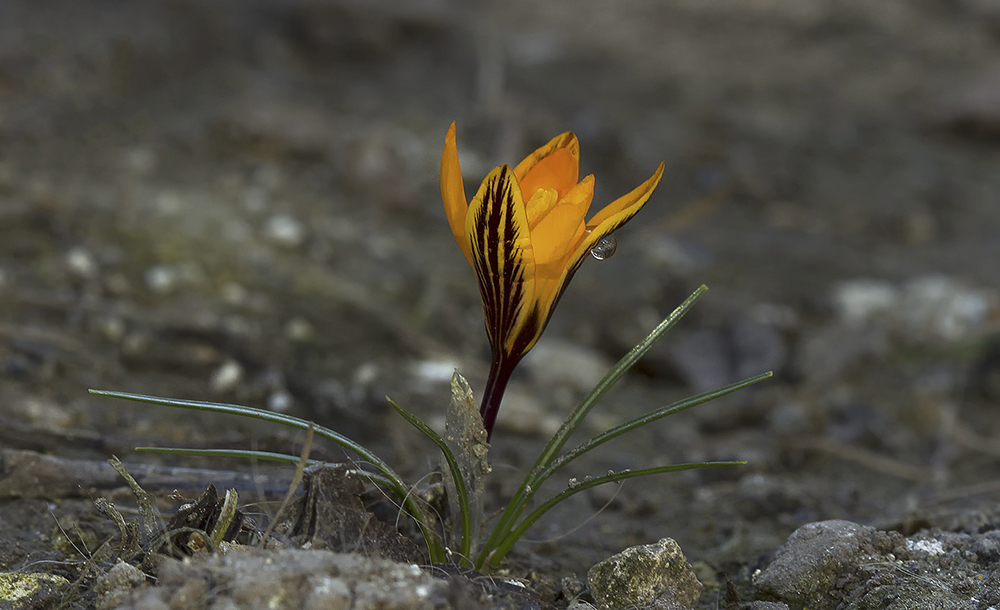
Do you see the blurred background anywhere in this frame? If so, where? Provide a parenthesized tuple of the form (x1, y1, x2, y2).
(2, 0, 1000, 580)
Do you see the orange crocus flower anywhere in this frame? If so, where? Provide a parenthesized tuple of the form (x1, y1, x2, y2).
(441, 122, 664, 439)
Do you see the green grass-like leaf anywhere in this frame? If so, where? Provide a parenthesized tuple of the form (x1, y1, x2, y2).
(387, 397, 473, 566)
(92, 390, 447, 563)
(92, 285, 773, 571)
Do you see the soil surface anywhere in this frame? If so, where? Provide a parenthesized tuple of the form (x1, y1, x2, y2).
(2, 1, 1000, 608)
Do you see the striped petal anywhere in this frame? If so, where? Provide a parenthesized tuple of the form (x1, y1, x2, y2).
(466, 165, 540, 358)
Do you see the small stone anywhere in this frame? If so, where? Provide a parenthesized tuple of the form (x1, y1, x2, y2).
(495, 386, 562, 437)
(209, 361, 244, 393)
(268, 389, 294, 412)
(95, 560, 147, 610)
(284, 317, 314, 342)
(588, 538, 702, 610)
(900, 275, 994, 341)
(522, 339, 613, 394)
(220, 282, 249, 306)
(0, 571, 70, 608)
(98, 316, 127, 342)
(303, 575, 351, 610)
(66, 246, 98, 278)
(353, 363, 379, 386)
(410, 359, 459, 384)
(832, 279, 898, 326)
(144, 265, 179, 294)
(905, 537, 946, 556)
(263, 213, 306, 248)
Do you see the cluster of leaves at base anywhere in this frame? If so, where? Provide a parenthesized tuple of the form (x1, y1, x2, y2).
(91, 286, 771, 570)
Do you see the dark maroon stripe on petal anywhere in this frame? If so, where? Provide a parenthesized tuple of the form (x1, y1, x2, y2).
(470, 166, 528, 357)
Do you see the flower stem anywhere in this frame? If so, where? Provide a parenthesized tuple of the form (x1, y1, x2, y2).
(480, 352, 520, 441)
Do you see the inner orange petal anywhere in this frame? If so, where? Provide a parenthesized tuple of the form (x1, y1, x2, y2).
(525, 188, 559, 230)
(529, 194, 588, 275)
(518, 147, 580, 202)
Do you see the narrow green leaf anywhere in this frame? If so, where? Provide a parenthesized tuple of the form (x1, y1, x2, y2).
(93, 389, 446, 563)
(387, 395, 474, 566)
(476, 285, 708, 568)
(487, 461, 744, 567)
(533, 372, 772, 491)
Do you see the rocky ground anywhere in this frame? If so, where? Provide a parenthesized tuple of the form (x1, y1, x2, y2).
(2, 0, 1000, 608)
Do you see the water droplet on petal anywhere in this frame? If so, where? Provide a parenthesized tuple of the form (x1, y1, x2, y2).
(590, 234, 617, 260)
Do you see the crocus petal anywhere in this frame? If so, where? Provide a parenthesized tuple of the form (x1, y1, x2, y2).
(529, 176, 594, 274)
(441, 122, 472, 264)
(513, 132, 580, 199)
(524, 188, 560, 229)
(466, 165, 540, 359)
(584, 162, 665, 233)
(530, 162, 666, 350)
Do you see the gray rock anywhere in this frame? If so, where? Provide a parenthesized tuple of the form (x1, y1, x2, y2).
(95, 561, 148, 610)
(116, 550, 466, 610)
(751, 520, 1000, 610)
(754, 520, 883, 610)
(754, 520, 877, 610)
(587, 538, 702, 610)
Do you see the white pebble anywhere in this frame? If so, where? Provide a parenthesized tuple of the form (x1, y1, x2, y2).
(832, 279, 898, 326)
(209, 360, 244, 393)
(410, 360, 458, 384)
(144, 265, 178, 294)
(263, 213, 306, 248)
(267, 390, 294, 412)
(66, 246, 97, 279)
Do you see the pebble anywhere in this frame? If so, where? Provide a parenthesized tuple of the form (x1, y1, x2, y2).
(751, 521, 999, 610)
(267, 389, 294, 413)
(284, 317, 315, 342)
(410, 359, 459, 384)
(522, 339, 613, 395)
(0, 572, 70, 608)
(832, 275, 996, 342)
(263, 213, 306, 248)
(900, 275, 994, 342)
(144, 263, 204, 295)
(220, 282, 249, 306)
(120, 550, 454, 610)
(209, 360, 244, 393)
(66, 246, 98, 279)
(95, 561, 147, 610)
(97, 316, 127, 343)
(587, 538, 702, 610)
(832, 279, 897, 326)
(495, 385, 562, 437)
(144, 265, 178, 294)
